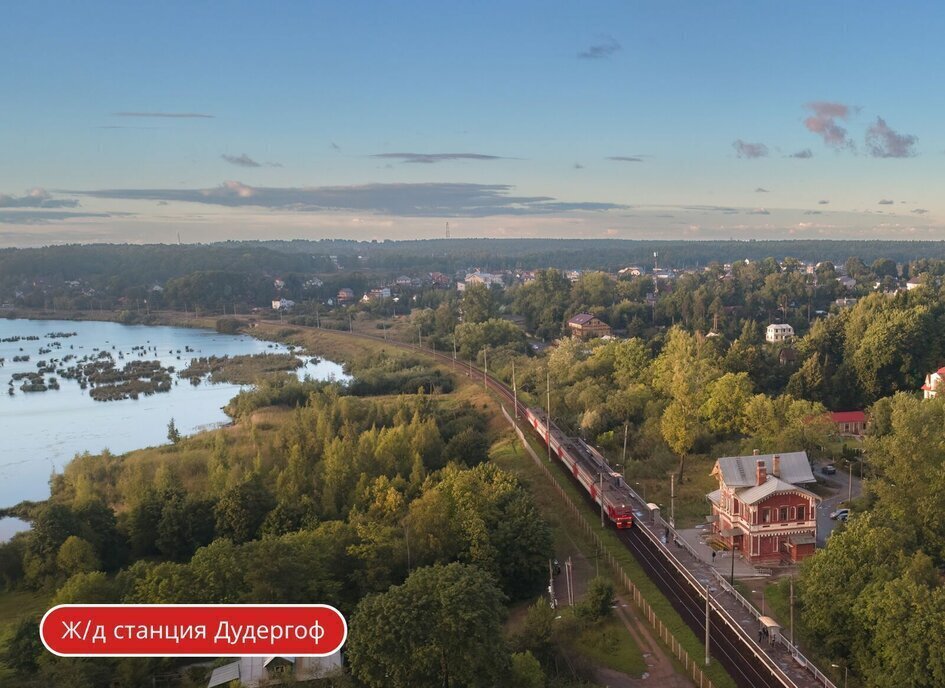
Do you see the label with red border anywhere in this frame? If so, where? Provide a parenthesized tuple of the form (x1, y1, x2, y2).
(40, 604, 347, 657)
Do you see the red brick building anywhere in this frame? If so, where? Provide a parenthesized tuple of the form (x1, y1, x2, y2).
(708, 451, 819, 564)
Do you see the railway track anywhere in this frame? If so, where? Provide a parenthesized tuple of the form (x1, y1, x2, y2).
(279, 325, 798, 688)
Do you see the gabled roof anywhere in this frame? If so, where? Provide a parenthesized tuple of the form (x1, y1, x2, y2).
(264, 656, 296, 667)
(713, 451, 814, 487)
(830, 411, 867, 423)
(736, 476, 817, 505)
(707, 489, 721, 506)
(208, 661, 240, 688)
(568, 312, 596, 325)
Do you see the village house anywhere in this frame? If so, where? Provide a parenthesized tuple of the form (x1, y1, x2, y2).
(707, 450, 819, 564)
(906, 276, 925, 290)
(765, 323, 794, 343)
(567, 313, 612, 339)
(208, 653, 342, 688)
(457, 271, 504, 291)
(429, 271, 451, 288)
(618, 266, 644, 277)
(271, 298, 295, 311)
(922, 367, 945, 399)
(337, 288, 355, 304)
(830, 410, 868, 437)
(361, 287, 391, 303)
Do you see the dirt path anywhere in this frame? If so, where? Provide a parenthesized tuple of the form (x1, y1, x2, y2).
(555, 532, 694, 687)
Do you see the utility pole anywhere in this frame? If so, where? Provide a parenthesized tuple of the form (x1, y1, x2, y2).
(730, 543, 737, 585)
(848, 460, 853, 503)
(670, 473, 676, 527)
(600, 471, 605, 528)
(546, 369, 552, 462)
(482, 348, 488, 391)
(512, 359, 518, 418)
(451, 338, 456, 370)
(705, 587, 711, 666)
(790, 576, 795, 646)
(622, 421, 629, 465)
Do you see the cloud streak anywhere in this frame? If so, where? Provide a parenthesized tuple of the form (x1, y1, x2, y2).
(0, 188, 78, 209)
(788, 149, 813, 159)
(69, 181, 627, 217)
(865, 117, 917, 158)
(803, 101, 853, 149)
(607, 156, 644, 163)
(732, 140, 768, 159)
(222, 153, 262, 168)
(112, 111, 214, 119)
(578, 36, 621, 59)
(371, 152, 505, 164)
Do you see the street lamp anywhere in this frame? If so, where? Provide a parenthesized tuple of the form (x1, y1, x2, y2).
(831, 663, 848, 688)
(752, 588, 766, 615)
(730, 542, 738, 585)
(635, 481, 646, 502)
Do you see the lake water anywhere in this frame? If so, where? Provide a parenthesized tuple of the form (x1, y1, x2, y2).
(0, 318, 348, 540)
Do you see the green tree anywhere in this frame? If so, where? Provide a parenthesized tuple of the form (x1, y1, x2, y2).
(701, 372, 753, 435)
(167, 417, 182, 444)
(53, 571, 118, 605)
(56, 536, 101, 577)
(577, 576, 615, 621)
(507, 651, 545, 688)
(214, 475, 276, 544)
(460, 283, 497, 324)
(346, 563, 509, 688)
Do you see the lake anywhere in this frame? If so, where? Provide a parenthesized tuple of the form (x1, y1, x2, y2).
(0, 318, 348, 539)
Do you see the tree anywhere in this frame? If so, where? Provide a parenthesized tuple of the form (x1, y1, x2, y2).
(53, 571, 117, 605)
(701, 372, 753, 435)
(661, 399, 699, 483)
(56, 536, 100, 577)
(577, 576, 615, 621)
(460, 283, 497, 324)
(167, 417, 182, 444)
(2, 618, 42, 676)
(346, 563, 509, 688)
(214, 475, 276, 544)
(507, 652, 545, 688)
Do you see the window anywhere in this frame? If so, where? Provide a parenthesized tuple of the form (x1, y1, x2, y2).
(733, 498, 740, 515)
(796, 505, 805, 520)
(762, 508, 771, 524)
(779, 506, 789, 522)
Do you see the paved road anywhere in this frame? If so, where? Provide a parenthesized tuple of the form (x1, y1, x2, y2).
(813, 462, 863, 547)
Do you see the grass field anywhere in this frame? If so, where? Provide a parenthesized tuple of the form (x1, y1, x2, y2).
(573, 615, 648, 677)
(0, 590, 49, 681)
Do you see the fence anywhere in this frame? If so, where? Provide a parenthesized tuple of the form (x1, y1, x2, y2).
(502, 405, 717, 688)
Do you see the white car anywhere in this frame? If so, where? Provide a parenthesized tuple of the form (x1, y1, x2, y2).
(829, 508, 849, 521)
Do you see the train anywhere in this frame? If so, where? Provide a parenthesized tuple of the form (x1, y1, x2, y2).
(523, 407, 634, 529)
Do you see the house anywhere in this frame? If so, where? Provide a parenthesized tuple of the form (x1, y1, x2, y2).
(906, 276, 925, 291)
(837, 275, 856, 289)
(337, 288, 355, 304)
(395, 275, 413, 287)
(429, 271, 451, 288)
(834, 297, 857, 308)
(778, 347, 796, 366)
(271, 298, 295, 311)
(707, 450, 819, 564)
(458, 271, 504, 291)
(207, 652, 343, 688)
(619, 266, 644, 277)
(765, 324, 794, 343)
(361, 287, 391, 303)
(830, 410, 868, 437)
(304, 277, 324, 289)
(567, 313, 612, 339)
(922, 367, 945, 398)
(273, 278, 285, 290)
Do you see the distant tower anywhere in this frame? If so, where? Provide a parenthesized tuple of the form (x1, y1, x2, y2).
(177, 232, 182, 246)
(446, 222, 451, 239)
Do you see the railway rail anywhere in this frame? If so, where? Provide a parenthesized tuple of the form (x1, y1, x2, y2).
(274, 323, 830, 688)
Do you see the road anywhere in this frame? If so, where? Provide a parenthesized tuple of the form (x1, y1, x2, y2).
(812, 462, 863, 547)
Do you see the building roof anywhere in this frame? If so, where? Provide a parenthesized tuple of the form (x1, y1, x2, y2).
(714, 451, 814, 487)
(789, 534, 816, 546)
(830, 411, 867, 423)
(208, 661, 240, 688)
(736, 476, 817, 505)
(707, 489, 721, 506)
(264, 656, 295, 667)
(568, 312, 596, 326)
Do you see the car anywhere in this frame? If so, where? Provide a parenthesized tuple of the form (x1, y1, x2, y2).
(821, 464, 837, 475)
(830, 508, 849, 521)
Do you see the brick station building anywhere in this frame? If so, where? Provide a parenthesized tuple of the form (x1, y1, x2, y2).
(707, 450, 819, 564)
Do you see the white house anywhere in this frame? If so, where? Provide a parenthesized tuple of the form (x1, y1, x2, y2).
(271, 298, 296, 311)
(922, 367, 945, 398)
(458, 272, 504, 291)
(765, 324, 794, 343)
(907, 276, 925, 291)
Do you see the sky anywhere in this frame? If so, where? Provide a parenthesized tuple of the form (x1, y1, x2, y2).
(1, 1, 944, 247)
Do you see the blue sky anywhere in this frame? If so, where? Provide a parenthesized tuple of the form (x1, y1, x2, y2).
(1, 1, 943, 245)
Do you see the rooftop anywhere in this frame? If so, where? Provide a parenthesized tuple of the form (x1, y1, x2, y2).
(713, 451, 814, 487)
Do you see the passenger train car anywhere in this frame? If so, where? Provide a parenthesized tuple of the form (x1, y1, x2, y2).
(524, 407, 634, 528)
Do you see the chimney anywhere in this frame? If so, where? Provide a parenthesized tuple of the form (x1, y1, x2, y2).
(756, 459, 767, 486)
(753, 449, 759, 456)
(773, 454, 781, 478)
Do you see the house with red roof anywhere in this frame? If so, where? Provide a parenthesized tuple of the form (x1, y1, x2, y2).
(829, 411, 868, 437)
(922, 367, 945, 399)
(707, 450, 819, 564)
